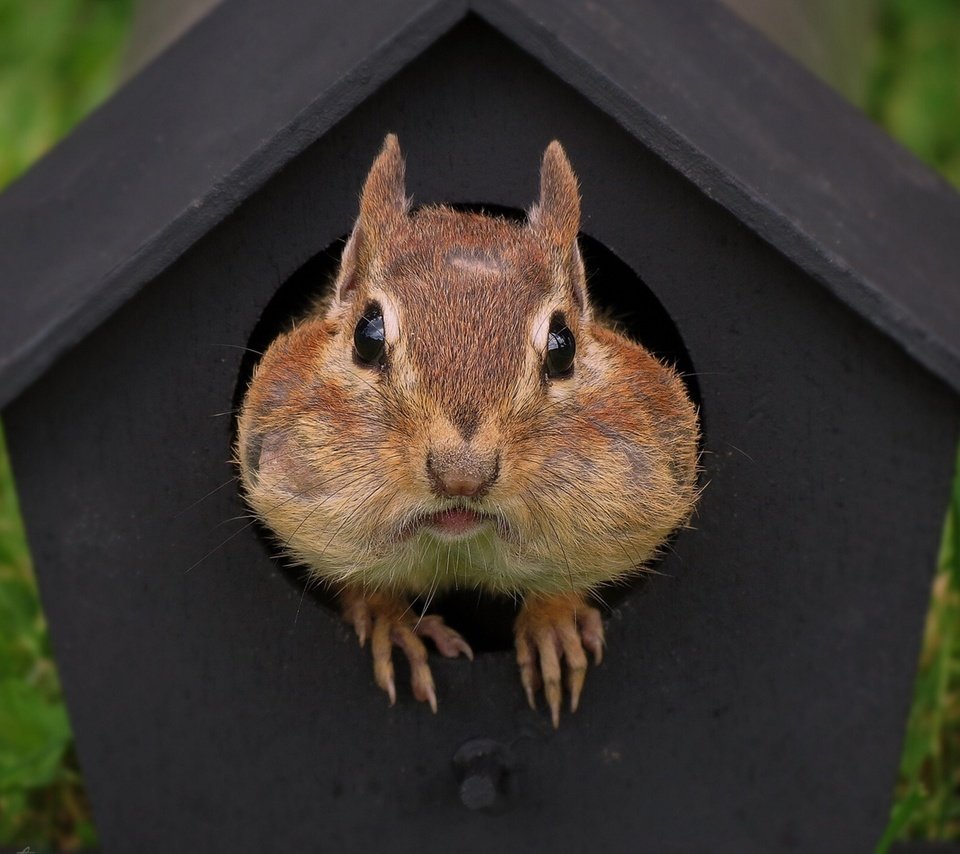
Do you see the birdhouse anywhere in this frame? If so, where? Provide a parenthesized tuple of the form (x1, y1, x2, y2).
(2, 0, 959, 850)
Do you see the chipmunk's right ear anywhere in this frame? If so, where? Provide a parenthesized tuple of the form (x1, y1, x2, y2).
(335, 134, 409, 302)
(530, 141, 580, 250)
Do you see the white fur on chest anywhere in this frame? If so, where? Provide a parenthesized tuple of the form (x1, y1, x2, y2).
(345, 525, 572, 596)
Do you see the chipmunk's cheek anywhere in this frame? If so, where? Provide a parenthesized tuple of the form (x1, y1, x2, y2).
(543, 448, 597, 485)
(534, 448, 599, 525)
(246, 430, 325, 500)
(594, 423, 654, 491)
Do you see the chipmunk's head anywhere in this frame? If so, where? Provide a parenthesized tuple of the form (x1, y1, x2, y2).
(238, 135, 698, 595)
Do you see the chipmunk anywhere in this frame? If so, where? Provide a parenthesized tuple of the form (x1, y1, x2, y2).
(237, 135, 700, 727)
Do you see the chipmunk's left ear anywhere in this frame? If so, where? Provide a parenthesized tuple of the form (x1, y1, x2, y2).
(529, 141, 589, 316)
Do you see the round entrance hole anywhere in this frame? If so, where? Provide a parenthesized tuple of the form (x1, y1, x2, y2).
(234, 205, 701, 652)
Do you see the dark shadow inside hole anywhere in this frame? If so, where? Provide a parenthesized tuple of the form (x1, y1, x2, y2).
(233, 204, 701, 653)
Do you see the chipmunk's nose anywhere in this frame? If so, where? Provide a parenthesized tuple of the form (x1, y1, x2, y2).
(426, 449, 500, 498)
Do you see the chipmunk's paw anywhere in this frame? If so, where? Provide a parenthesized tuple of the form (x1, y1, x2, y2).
(514, 592, 605, 728)
(341, 590, 473, 712)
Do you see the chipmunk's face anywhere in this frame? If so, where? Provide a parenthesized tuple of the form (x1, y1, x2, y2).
(238, 138, 699, 595)
(332, 206, 582, 542)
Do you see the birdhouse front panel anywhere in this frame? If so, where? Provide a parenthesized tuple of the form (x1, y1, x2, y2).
(4, 16, 958, 854)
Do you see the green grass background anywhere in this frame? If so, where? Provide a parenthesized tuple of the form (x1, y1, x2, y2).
(0, 0, 957, 849)
(0, 2, 134, 847)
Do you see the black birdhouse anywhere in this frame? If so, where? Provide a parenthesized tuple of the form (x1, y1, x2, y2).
(2, 1, 959, 851)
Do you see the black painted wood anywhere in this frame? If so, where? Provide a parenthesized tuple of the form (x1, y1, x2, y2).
(5, 20, 959, 852)
(0, 0, 466, 409)
(476, 0, 960, 392)
(1, 0, 960, 408)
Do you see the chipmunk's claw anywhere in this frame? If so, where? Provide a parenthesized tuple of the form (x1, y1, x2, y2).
(514, 593, 604, 728)
(579, 607, 605, 666)
(371, 615, 398, 705)
(342, 597, 373, 648)
(415, 614, 474, 661)
(341, 590, 471, 711)
(516, 633, 541, 709)
(558, 619, 589, 714)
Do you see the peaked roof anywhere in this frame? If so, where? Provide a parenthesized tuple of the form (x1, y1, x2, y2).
(1, 0, 959, 408)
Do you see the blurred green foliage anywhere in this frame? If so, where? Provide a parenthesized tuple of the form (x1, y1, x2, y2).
(0, 0, 134, 186)
(0, 0, 957, 850)
(0, 424, 94, 849)
(864, 1, 960, 849)
(877, 451, 960, 850)
(866, 0, 960, 187)
(0, 1, 134, 847)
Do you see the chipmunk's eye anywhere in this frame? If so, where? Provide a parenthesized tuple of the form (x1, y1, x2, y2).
(545, 313, 576, 378)
(354, 304, 386, 367)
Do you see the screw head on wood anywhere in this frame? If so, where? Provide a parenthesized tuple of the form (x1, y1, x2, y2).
(452, 738, 515, 812)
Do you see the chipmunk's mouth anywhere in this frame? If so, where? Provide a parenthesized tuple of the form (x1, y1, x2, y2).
(393, 506, 512, 543)
(424, 507, 490, 539)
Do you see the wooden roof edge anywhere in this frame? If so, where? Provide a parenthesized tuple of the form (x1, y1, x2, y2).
(3, 0, 960, 410)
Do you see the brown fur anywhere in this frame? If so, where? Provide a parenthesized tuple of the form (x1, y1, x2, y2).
(237, 135, 700, 599)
